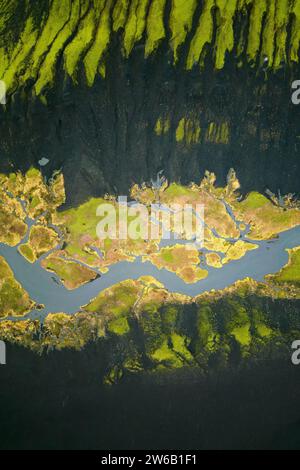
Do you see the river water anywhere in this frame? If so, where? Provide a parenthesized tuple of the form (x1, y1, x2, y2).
(0, 221, 300, 321)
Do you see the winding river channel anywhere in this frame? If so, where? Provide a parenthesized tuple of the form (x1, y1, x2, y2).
(1, 198, 300, 321)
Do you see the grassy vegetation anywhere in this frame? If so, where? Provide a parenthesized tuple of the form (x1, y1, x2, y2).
(240, 192, 269, 209)
(214, 0, 237, 70)
(186, 0, 215, 69)
(64, 5, 97, 82)
(107, 316, 130, 335)
(151, 339, 184, 368)
(35, 0, 81, 94)
(1, 167, 65, 220)
(169, 0, 197, 63)
(155, 116, 171, 136)
(57, 197, 107, 265)
(1, 276, 299, 384)
(123, 0, 149, 58)
(205, 252, 222, 268)
(18, 243, 35, 263)
(171, 333, 194, 362)
(160, 182, 240, 239)
(176, 118, 201, 145)
(206, 121, 230, 144)
(1, 168, 300, 383)
(231, 324, 251, 346)
(2, 0, 300, 98)
(247, 0, 267, 63)
(113, 0, 130, 32)
(144, 244, 208, 284)
(85, 279, 140, 316)
(41, 254, 99, 290)
(163, 183, 193, 198)
(58, 195, 159, 271)
(0, 210, 27, 247)
(1, 17, 39, 92)
(0, 256, 35, 318)
(291, 0, 300, 62)
(145, 0, 167, 56)
(196, 304, 218, 353)
(269, 247, 300, 287)
(18, 225, 59, 262)
(222, 240, 259, 265)
(231, 192, 300, 240)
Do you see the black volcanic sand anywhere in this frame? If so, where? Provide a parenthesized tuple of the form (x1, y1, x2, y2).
(1, 343, 300, 450)
(1, 39, 300, 206)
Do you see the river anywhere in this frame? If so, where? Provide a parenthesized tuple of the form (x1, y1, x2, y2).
(0, 220, 300, 321)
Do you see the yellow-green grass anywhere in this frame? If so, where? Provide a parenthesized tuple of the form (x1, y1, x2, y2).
(160, 183, 240, 239)
(34, 0, 81, 95)
(186, 0, 215, 69)
(171, 333, 194, 362)
(0, 256, 35, 318)
(18, 243, 35, 263)
(222, 240, 259, 265)
(163, 182, 194, 198)
(169, 0, 197, 63)
(58, 196, 159, 270)
(155, 116, 170, 136)
(176, 118, 201, 144)
(196, 304, 219, 352)
(123, 0, 149, 58)
(206, 252, 223, 268)
(57, 197, 106, 265)
(0, 320, 41, 350)
(0, 275, 297, 381)
(107, 316, 130, 336)
(246, 0, 267, 63)
(42, 313, 96, 350)
(151, 339, 184, 368)
(1, 168, 65, 220)
(205, 121, 230, 144)
(0, 210, 27, 247)
(231, 192, 300, 240)
(144, 244, 208, 284)
(84, 0, 114, 83)
(256, 322, 273, 338)
(150, 333, 193, 368)
(214, 0, 237, 70)
(268, 247, 300, 287)
(19, 225, 59, 262)
(2, 0, 300, 98)
(145, 0, 167, 57)
(231, 324, 251, 347)
(41, 254, 99, 290)
(84, 279, 140, 317)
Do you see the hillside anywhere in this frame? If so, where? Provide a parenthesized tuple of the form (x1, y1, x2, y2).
(0, 0, 300, 203)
